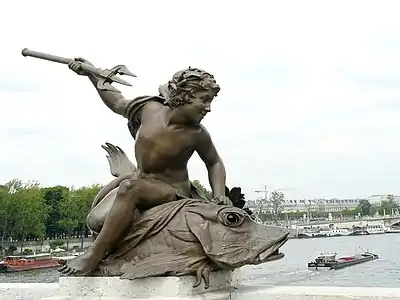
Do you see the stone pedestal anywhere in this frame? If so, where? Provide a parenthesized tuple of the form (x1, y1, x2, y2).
(44, 270, 238, 300)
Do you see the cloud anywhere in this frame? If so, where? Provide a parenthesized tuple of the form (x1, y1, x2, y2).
(1, 0, 400, 200)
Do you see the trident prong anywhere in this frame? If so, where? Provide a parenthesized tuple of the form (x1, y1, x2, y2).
(110, 65, 137, 78)
(96, 65, 137, 92)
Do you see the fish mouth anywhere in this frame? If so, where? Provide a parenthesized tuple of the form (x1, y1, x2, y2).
(257, 232, 289, 263)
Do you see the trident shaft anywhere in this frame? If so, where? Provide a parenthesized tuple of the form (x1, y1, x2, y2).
(21, 48, 136, 93)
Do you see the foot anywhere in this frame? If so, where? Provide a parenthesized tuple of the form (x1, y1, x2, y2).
(58, 251, 101, 276)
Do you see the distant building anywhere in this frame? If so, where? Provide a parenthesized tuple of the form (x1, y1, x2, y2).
(245, 194, 400, 214)
(245, 198, 362, 213)
(367, 194, 400, 206)
(282, 198, 363, 213)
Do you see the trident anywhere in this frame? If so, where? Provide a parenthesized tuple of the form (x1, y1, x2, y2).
(21, 48, 136, 93)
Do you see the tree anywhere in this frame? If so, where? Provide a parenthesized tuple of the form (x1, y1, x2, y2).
(342, 207, 361, 217)
(378, 195, 399, 215)
(269, 190, 285, 222)
(0, 183, 14, 256)
(58, 187, 79, 250)
(42, 185, 69, 239)
(254, 198, 270, 222)
(0, 179, 24, 242)
(10, 180, 50, 252)
(191, 180, 212, 200)
(72, 184, 103, 248)
(369, 205, 378, 216)
(58, 184, 103, 249)
(358, 200, 372, 216)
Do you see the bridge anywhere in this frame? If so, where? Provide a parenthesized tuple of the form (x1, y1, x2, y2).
(295, 215, 400, 228)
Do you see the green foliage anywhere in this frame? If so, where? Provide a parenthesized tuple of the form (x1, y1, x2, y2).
(342, 206, 361, 217)
(0, 179, 50, 253)
(58, 184, 102, 249)
(378, 195, 399, 215)
(269, 190, 285, 218)
(49, 240, 64, 250)
(42, 186, 69, 239)
(0, 178, 103, 254)
(6, 245, 17, 255)
(191, 180, 213, 200)
(358, 200, 372, 216)
(22, 248, 34, 255)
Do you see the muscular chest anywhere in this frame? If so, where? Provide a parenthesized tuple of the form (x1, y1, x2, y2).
(135, 124, 199, 166)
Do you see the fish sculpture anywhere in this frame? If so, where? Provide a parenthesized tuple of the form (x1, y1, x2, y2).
(92, 197, 289, 289)
(67, 143, 290, 288)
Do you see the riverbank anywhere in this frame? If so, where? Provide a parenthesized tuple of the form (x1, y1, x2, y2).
(1, 237, 93, 255)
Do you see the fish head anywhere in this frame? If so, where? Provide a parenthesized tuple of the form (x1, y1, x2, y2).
(185, 202, 289, 269)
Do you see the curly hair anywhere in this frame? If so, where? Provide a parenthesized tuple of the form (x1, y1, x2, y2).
(164, 67, 220, 108)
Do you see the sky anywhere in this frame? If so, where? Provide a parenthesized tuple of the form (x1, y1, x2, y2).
(1, 0, 400, 201)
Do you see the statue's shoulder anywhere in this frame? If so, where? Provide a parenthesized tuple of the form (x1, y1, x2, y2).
(123, 95, 165, 118)
(124, 83, 170, 139)
(125, 95, 166, 140)
(197, 124, 213, 141)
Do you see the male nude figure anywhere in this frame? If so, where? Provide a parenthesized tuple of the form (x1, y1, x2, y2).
(59, 58, 232, 275)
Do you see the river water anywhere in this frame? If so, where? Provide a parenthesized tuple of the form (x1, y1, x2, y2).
(1, 234, 399, 287)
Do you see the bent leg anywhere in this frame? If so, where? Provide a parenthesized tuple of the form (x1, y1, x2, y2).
(59, 179, 178, 276)
(87, 187, 118, 235)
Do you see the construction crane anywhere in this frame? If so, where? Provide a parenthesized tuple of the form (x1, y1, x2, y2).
(255, 185, 296, 202)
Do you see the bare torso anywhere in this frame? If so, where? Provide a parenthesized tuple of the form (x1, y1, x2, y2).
(134, 101, 202, 197)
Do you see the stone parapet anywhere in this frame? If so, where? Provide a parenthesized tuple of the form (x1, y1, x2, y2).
(0, 271, 399, 300)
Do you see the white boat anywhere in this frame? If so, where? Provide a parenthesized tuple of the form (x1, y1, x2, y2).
(298, 227, 352, 238)
(367, 224, 386, 234)
(298, 227, 324, 238)
(385, 226, 400, 233)
(352, 222, 387, 235)
(319, 228, 353, 237)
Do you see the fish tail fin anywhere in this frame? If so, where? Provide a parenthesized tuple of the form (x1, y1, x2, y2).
(101, 142, 137, 177)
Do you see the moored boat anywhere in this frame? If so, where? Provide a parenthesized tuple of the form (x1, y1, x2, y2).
(351, 222, 387, 236)
(298, 227, 352, 239)
(308, 251, 379, 270)
(385, 226, 400, 233)
(0, 253, 61, 273)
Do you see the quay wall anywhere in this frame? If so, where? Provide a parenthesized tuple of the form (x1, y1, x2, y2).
(1, 282, 399, 300)
(1, 238, 93, 253)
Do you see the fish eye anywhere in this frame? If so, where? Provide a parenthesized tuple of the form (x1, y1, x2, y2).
(220, 212, 244, 227)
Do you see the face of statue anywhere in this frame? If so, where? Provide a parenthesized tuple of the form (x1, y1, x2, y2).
(180, 90, 214, 124)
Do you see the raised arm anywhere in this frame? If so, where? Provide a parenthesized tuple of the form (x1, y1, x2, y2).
(68, 58, 130, 116)
(196, 126, 231, 205)
(87, 75, 130, 115)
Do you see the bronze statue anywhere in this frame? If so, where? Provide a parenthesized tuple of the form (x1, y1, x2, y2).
(62, 142, 289, 288)
(22, 49, 290, 288)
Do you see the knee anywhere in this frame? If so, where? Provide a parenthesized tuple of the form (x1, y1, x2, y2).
(86, 211, 102, 233)
(118, 179, 139, 196)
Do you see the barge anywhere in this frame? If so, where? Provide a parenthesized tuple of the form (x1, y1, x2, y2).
(308, 251, 379, 270)
(0, 253, 61, 273)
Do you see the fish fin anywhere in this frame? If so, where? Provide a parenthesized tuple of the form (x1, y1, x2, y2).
(228, 187, 247, 208)
(168, 229, 198, 242)
(101, 142, 137, 177)
(185, 214, 213, 253)
(235, 199, 246, 209)
(229, 187, 242, 201)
